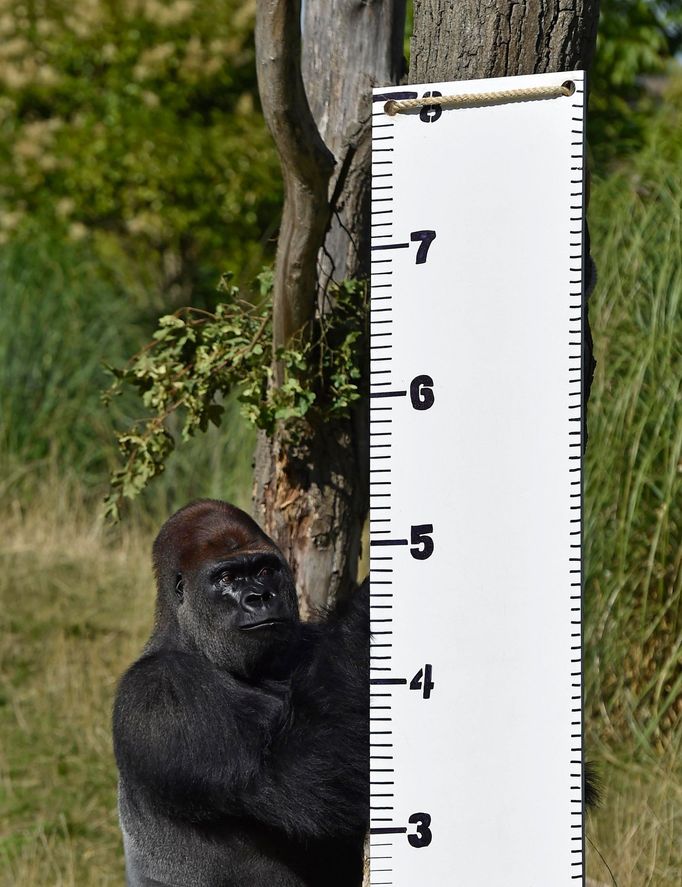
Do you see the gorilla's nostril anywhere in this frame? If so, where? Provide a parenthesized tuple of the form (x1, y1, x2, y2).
(245, 590, 270, 608)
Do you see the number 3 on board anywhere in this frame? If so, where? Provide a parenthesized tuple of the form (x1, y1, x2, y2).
(408, 812, 433, 848)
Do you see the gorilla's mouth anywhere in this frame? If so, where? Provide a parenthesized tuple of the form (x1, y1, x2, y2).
(239, 618, 290, 632)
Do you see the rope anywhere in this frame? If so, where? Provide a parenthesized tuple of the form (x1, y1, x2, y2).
(384, 81, 575, 116)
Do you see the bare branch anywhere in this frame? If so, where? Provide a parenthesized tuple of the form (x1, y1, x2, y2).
(255, 0, 335, 353)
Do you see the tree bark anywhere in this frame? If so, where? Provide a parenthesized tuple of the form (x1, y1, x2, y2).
(410, 0, 599, 83)
(253, 1, 406, 614)
(302, 0, 406, 284)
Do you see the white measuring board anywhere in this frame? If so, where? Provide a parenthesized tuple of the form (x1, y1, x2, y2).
(369, 70, 586, 885)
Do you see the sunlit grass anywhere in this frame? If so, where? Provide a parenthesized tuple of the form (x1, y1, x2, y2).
(586, 752, 682, 886)
(582, 98, 681, 885)
(584, 119, 682, 756)
(0, 497, 154, 885)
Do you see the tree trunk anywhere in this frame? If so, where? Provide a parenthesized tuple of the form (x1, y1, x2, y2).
(410, 0, 599, 83)
(302, 0, 407, 284)
(253, 1, 406, 615)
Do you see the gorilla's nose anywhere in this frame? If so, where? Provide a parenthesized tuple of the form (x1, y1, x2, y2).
(242, 588, 275, 613)
(240, 587, 289, 628)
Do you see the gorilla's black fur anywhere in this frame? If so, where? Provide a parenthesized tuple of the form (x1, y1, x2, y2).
(113, 500, 368, 887)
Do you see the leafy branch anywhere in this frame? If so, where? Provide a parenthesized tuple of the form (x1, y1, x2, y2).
(102, 274, 367, 520)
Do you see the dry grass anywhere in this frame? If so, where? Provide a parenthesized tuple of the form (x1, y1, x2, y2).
(0, 491, 155, 885)
(586, 752, 682, 886)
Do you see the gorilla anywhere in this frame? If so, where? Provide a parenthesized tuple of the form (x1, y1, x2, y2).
(113, 499, 369, 887)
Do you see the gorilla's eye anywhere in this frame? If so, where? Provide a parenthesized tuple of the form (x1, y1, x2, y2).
(258, 566, 275, 578)
(219, 572, 234, 584)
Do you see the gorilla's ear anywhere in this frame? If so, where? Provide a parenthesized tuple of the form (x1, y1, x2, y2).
(175, 574, 185, 602)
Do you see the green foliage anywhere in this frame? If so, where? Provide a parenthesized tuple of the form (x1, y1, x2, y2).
(0, 0, 281, 296)
(103, 277, 367, 519)
(0, 0, 272, 510)
(590, 0, 682, 167)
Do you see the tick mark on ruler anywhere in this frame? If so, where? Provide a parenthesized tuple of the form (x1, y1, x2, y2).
(372, 91, 418, 102)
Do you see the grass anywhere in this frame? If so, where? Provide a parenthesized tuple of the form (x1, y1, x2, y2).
(0, 230, 256, 518)
(0, 494, 154, 885)
(0, 233, 155, 481)
(584, 107, 682, 758)
(586, 753, 682, 886)
(582, 97, 682, 884)
(1, 507, 677, 886)
(0, 234, 256, 884)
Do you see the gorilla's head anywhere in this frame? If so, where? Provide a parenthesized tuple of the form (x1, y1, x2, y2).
(150, 499, 300, 678)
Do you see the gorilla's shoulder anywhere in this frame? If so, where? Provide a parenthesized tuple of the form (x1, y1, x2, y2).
(113, 649, 283, 779)
(115, 649, 270, 733)
(117, 649, 214, 701)
(123, 648, 211, 681)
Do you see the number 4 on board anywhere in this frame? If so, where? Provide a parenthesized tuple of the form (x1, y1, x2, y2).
(410, 663, 435, 699)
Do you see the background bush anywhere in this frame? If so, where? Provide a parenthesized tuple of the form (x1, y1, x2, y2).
(0, 0, 281, 301)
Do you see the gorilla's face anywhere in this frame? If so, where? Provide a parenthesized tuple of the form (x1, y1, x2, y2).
(153, 500, 300, 678)
(179, 546, 300, 677)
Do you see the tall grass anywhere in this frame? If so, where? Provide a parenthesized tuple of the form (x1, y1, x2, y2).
(584, 114, 682, 757)
(581, 97, 682, 886)
(587, 751, 682, 886)
(0, 235, 147, 481)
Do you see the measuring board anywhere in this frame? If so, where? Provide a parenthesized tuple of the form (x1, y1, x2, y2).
(369, 71, 587, 885)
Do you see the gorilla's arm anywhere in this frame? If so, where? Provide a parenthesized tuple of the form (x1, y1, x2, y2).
(254, 580, 369, 837)
(113, 582, 369, 839)
(113, 650, 283, 820)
